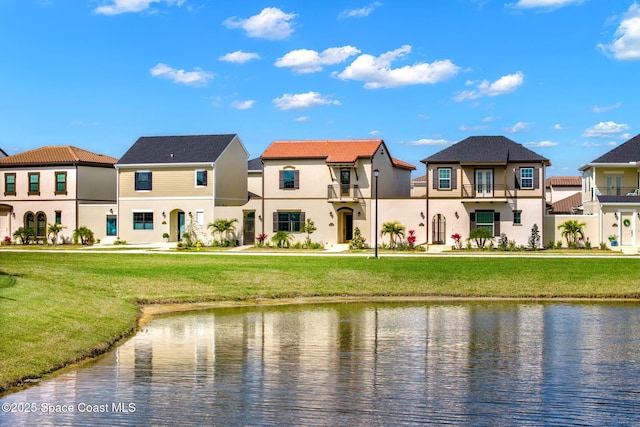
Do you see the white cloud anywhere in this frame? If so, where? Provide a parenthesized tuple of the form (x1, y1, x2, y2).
(598, 3, 640, 60)
(71, 121, 98, 127)
(592, 102, 622, 113)
(620, 132, 632, 139)
(224, 7, 296, 40)
(294, 116, 310, 122)
(525, 140, 559, 147)
(338, 1, 382, 19)
(582, 141, 617, 147)
(510, 0, 584, 9)
(273, 91, 340, 111)
(231, 100, 255, 110)
(401, 138, 451, 146)
(94, 0, 184, 15)
(481, 116, 496, 122)
(369, 130, 382, 135)
(150, 63, 213, 87)
(219, 51, 261, 63)
(455, 71, 524, 101)
(417, 114, 431, 120)
(334, 45, 459, 89)
(504, 121, 531, 133)
(582, 121, 630, 138)
(554, 123, 563, 130)
(275, 46, 360, 74)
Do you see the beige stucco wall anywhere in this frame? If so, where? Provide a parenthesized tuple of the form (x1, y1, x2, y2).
(543, 214, 601, 247)
(215, 136, 248, 206)
(248, 171, 262, 197)
(77, 166, 116, 202)
(2, 166, 77, 200)
(78, 204, 117, 243)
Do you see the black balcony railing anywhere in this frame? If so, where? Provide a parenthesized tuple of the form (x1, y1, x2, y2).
(461, 184, 511, 198)
(328, 184, 361, 201)
(594, 187, 640, 197)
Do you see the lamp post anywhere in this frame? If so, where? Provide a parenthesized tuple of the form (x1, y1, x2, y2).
(373, 169, 379, 258)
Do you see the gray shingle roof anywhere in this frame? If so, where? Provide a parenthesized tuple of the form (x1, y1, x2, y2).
(248, 157, 262, 171)
(421, 136, 549, 164)
(591, 133, 640, 163)
(117, 134, 238, 165)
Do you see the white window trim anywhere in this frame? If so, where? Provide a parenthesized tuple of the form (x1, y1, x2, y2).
(195, 169, 208, 188)
(195, 210, 204, 226)
(520, 168, 534, 189)
(134, 170, 152, 192)
(438, 168, 451, 190)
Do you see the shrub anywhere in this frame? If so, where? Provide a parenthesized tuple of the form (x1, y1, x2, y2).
(528, 224, 541, 250)
(498, 233, 509, 250)
(13, 227, 35, 245)
(451, 233, 462, 249)
(73, 226, 94, 245)
(349, 227, 366, 249)
(256, 233, 268, 247)
(469, 228, 494, 249)
(271, 230, 293, 248)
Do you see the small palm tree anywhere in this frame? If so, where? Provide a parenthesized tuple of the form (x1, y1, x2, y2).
(73, 226, 94, 245)
(271, 230, 293, 248)
(208, 218, 238, 245)
(13, 227, 35, 245)
(380, 221, 406, 248)
(557, 219, 586, 248)
(47, 223, 66, 245)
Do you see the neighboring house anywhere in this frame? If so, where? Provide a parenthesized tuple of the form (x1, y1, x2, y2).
(421, 136, 550, 247)
(260, 139, 417, 247)
(548, 192, 583, 215)
(0, 146, 117, 243)
(411, 174, 427, 197)
(115, 134, 249, 243)
(579, 133, 640, 248)
(545, 176, 581, 204)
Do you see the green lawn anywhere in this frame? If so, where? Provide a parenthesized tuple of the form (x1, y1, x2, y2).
(1, 251, 639, 393)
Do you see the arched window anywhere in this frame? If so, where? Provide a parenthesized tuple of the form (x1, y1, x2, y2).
(36, 212, 47, 238)
(25, 212, 35, 234)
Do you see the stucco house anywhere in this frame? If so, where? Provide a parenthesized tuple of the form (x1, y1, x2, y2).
(115, 134, 249, 243)
(0, 146, 117, 243)
(259, 139, 418, 247)
(579, 133, 640, 249)
(421, 136, 550, 247)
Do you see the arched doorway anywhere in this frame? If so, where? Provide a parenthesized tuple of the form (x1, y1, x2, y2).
(432, 214, 446, 244)
(337, 208, 354, 243)
(170, 209, 186, 242)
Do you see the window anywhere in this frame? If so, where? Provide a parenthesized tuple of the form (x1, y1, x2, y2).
(475, 211, 495, 235)
(520, 168, 534, 189)
(274, 211, 303, 232)
(36, 212, 46, 238)
(438, 168, 451, 190)
(55, 211, 62, 224)
(28, 172, 40, 195)
(279, 169, 299, 189)
(55, 172, 67, 194)
(196, 210, 204, 226)
(606, 174, 622, 196)
(135, 171, 152, 191)
(4, 173, 15, 196)
(133, 212, 154, 230)
(195, 170, 208, 187)
(25, 212, 35, 234)
(513, 210, 522, 225)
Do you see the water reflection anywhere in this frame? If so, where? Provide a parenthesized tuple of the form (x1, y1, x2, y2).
(2, 301, 640, 426)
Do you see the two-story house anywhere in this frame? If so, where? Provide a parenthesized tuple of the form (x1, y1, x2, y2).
(115, 134, 249, 243)
(421, 136, 550, 247)
(579, 133, 640, 248)
(0, 146, 117, 242)
(260, 139, 418, 247)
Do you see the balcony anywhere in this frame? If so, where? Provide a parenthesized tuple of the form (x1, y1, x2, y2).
(461, 184, 511, 202)
(328, 184, 362, 202)
(594, 186, 640, 203)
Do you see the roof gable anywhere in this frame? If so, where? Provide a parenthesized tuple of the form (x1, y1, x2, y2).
(0, 146, 117, 167)
(590, 133, 640, 164)
(421, 136, 549, 165)
(261, 139, 383, 163)
(546, 176, 581, 187)
(116, 134, 240, 165)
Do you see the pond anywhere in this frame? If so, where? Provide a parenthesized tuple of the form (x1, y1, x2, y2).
(2, 301, 640, 426)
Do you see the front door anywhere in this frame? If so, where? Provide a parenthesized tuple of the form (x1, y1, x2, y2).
(243, 211, 255, 245)
(106, 216, 117, 236)
(620, 211, 635, 246)
(476, 170, 493, 198)
(177, 212, 185, 240)
(338, 209, 353, 243)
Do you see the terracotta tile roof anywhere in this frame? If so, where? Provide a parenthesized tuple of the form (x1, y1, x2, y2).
(0, 146, 117, 167)
(262, 139, 382, 163)
(261, 139, 415, 169)
(412, 174, 427, 182)
(546, 176, 581, 187)
(549, 192, 582, 214)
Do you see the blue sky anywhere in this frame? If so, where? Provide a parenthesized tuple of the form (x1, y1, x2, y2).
(1, 1, 639, 177)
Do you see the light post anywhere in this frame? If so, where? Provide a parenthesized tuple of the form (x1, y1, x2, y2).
(373, 169, 379, 259)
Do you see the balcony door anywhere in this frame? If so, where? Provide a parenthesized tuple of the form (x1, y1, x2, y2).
(340, 170, 350, 196)
(476, 170, 493, 198)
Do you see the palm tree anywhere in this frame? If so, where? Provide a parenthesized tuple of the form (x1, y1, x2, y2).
(557, 219, 586, 248)
(47, 223, 66, 245)
(73, 226, 94, 245)
(208, 218, 238, 245)
(271, 230, 293, 248)
(380, 221, 406, 248)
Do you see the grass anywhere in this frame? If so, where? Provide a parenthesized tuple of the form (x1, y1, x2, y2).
(1, 251, 640, 394)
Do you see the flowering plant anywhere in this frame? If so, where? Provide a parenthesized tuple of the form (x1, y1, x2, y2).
(451, 233, 462, 249)
(407, 230, 416, 247)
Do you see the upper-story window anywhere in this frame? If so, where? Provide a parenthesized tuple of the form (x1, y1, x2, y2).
(4, 173, 16, 196)
(135, 171, 152, 191)
(520, 168, 534, 189)
(28, 172, 40, 195)
(438, 168, 451, 190)
(55, 172, 67, 195)
(195, 170, 208, 187)
(279, 168, 299, 190)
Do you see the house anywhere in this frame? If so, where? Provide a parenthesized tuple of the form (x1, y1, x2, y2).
(259, 139, 418, 247)
(0, 148, 7, 158)
(579, 133, 640, 248)
(421, 136, 550, 247)
(0, 146, 117, 243)
(411, 174, 427, 197)
(545, 176, 582, 214)
(115, 134, 249, 243)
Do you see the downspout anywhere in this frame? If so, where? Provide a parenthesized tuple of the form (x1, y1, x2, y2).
(75, 164, 79, 231)
(261, 159, 265, 235)
(424, 162, 429, 245)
